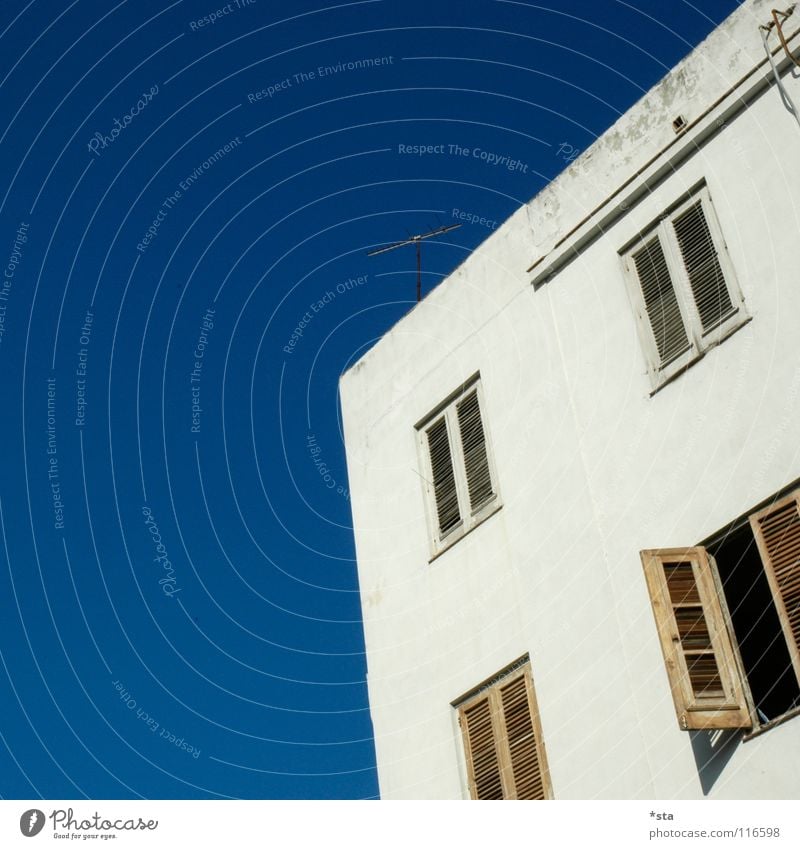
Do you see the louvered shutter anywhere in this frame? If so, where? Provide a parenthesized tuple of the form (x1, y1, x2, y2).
(459, 663, 552, 800)
(461, 696, 504, 800)
(426, 417, 461, 537)
(672, 199, 735, 331)
(498, 670, 548, 800)
(631, 236, 691, 367)
(749, 494, 800, 688)
(641, 548, 752, 730)
(456, 389, 494, 513)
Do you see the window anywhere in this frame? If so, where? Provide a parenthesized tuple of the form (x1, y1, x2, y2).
(641, 489, 800, 732)
(622, 185, 747, 390)
(417, 378, 499, 555)
(456, 659, 552, 800)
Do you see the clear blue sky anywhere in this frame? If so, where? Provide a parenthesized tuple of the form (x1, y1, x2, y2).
(0, 0, 742, 799)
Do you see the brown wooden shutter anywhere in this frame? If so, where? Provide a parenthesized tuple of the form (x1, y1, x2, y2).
(498, 669, 549, 800)
(426, 417, 461, 537)
(749, 493, 800, 688)
(631, 236, 690, 367)
(672, 199, 735, 331)
(458, 663, 552, 800)
(641, 548, 753, 730)
(461, 696, 504, 800)
(456, 389, 494, 513)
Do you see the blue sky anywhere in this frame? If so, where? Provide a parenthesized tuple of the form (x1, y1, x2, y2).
(0, 0, 742, 799)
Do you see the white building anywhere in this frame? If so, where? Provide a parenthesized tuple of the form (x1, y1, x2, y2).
(340, 0, 800, 799)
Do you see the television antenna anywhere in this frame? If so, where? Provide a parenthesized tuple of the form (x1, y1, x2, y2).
(367, 223, 462, 303)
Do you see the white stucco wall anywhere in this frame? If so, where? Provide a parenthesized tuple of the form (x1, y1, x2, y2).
(340, 0, 800, 799)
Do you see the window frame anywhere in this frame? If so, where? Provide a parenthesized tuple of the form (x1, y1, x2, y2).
(416, 377, 501, 559)
(455, 659, 552, 800)
(621, 184, 748, 392)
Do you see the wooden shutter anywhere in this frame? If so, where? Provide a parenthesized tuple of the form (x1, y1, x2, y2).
(641, 548, 753, 730)
(461, 696, 504, 800)
(631, 236, 691, 367)
(749, 493, 800, 688)
(672, 199, 735, 331)
(456, 389, 494, 513)
(426, 417, 461, 537)
(498, 669, 549, 800)
(459, 664, 551, 800)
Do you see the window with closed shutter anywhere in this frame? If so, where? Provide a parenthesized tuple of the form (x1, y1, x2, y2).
(622, 184, 746, 391)
(640, 547, 753, 730)
(457, 661, 552, 800)
(417, 377, 500, 555)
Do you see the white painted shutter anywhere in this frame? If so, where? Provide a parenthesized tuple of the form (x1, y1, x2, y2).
(456, 389, 494, 513)
(632, 236, 690, 367)
(426, 417, 461, 537)
(672, 199, 734, 331)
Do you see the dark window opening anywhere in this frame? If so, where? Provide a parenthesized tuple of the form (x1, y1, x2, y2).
(711, 524, 800, 723)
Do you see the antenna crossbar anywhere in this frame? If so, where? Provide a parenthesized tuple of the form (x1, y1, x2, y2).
(367, 223, 462, 301)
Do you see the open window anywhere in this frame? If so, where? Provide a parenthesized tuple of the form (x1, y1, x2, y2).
(711, 519, 800, 725)
(749, 493, 800, 693)
(641, 489, 800, 732)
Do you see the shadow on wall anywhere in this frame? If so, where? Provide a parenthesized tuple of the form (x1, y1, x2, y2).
(689, 729, 743, 795)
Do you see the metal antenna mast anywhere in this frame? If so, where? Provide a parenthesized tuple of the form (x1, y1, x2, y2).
(367, 223, 462, 303)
